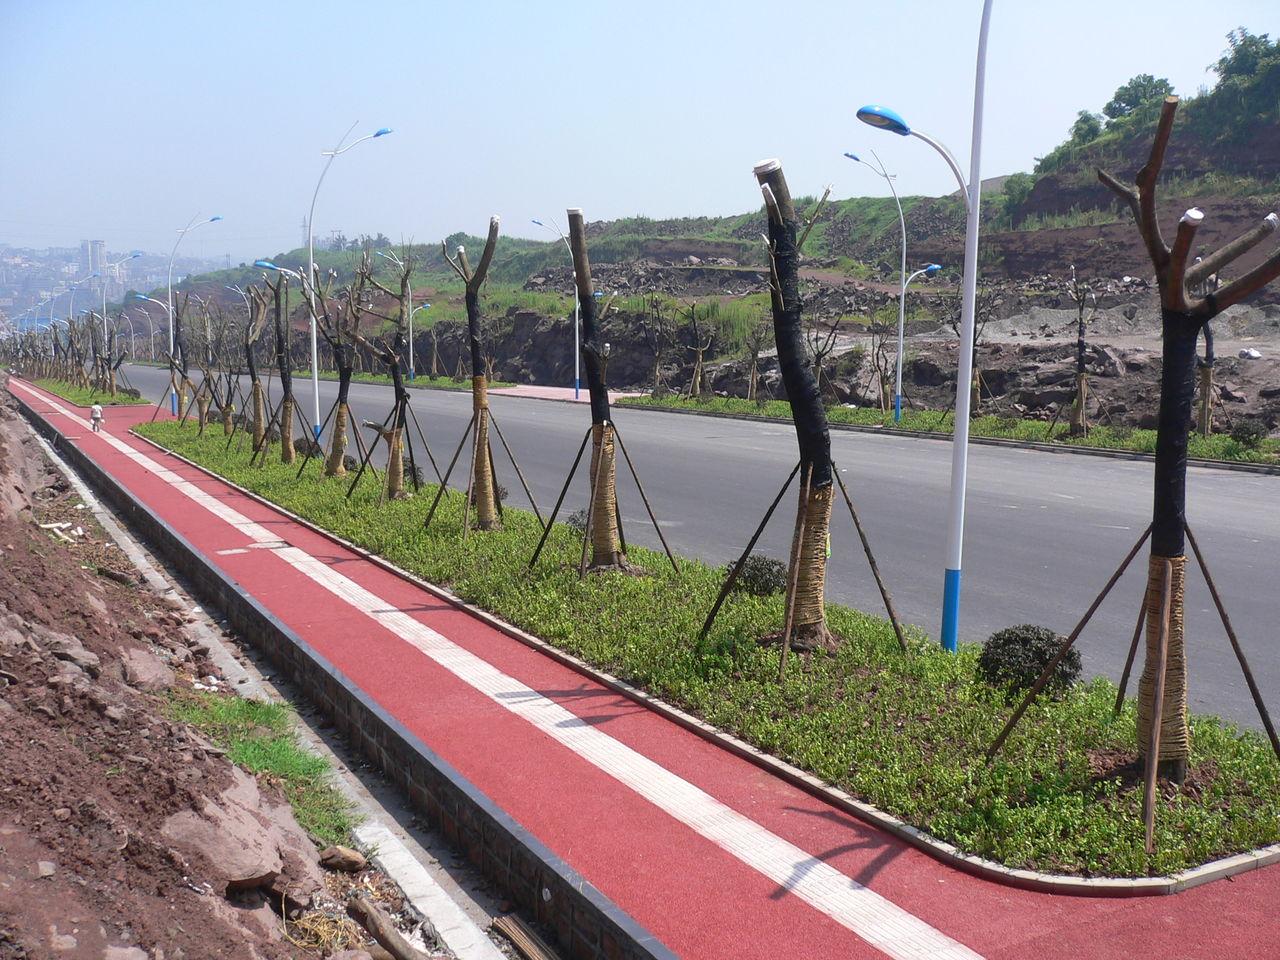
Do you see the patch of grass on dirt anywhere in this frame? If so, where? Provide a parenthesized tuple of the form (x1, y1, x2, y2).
(137, 420, 1280, 877)
(167, 690, 357, 845)
(36, 378, 149, 406)
(616, 394, 1280, 465)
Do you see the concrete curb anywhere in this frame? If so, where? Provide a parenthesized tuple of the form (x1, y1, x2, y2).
(117, 418, 1280, 898)
(12, 390, 674, 960)
(613, 401, 1280, 477)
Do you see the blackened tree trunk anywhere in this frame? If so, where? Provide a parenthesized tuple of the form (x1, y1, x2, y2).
(269, 276, 295, 464)
(755, 158, 835, 651)
(568, 208, 627, 571)
(1100, 95, 1280, 781)
(444, 217, 501, 531)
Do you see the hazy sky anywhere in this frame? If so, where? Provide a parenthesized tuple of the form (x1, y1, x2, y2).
(1, 1, 1275, 262)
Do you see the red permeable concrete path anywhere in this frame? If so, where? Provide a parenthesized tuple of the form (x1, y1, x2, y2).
(13, 378, 1279, 960)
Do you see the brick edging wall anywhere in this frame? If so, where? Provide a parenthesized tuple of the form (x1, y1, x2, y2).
(16, 396, 675, 960)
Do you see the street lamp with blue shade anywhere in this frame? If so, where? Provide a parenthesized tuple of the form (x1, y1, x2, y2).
(374, 128, 393, 137)
(857, 0, 995, 654)
(209, 216, 223, 222)
(925, 264, 942, 276)
(856, 105, 911, 136)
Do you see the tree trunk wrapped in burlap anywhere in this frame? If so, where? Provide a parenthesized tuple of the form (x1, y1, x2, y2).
(326, 403, 349, 477)
(1137, 554, 1189, 764)
(589, 423, 623, 569)
(251, 382, 266, 450)
(196, 391, 211, 429)
(471, 376, 499, 529)
(789, 483, 834, 643)
(280, 397, 295, 465)
(1070, 372, 1088, 436)
(385, 425, 404, 499)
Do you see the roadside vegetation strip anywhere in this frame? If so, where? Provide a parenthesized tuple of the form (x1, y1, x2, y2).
(617, 393, 1280, 466)
(136, 419, 1280, 878)
(36, 377, 149, 406)
(167, 688, 359, 845)
(294, 368, 516, 392)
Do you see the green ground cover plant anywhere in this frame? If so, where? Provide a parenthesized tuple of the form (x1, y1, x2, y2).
(137, 420, 1280, 877)
(167, 689, 357, 845)
(617, 394, 1280, 466)
(36, 378, 148, 406)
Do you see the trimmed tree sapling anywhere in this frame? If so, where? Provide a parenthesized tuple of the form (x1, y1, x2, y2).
(755, 158, 836, 653)
(567, 208, 630, 572)
(1099, 95, 1280, 782)
(442, 218, 502, 530)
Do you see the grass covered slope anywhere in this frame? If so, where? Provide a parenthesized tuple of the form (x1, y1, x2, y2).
(36, 378, 149, 406)
(137, 420, 1280, 877)
(617, 394, 1280, 466)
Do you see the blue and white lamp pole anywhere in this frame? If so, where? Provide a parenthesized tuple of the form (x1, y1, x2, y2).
(532, 217, 580, 399)
(102, 252, 141, 347)
(843, 150, 909, 421)
(856, 0, 994, 652)
(133, 292, 172, 383)
(168, 215, 223, 413)
(306, 124, 393, 437)
(410, 301, 431, 378)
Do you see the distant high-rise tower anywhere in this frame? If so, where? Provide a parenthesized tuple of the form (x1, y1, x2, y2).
(301, 218, 309, 250)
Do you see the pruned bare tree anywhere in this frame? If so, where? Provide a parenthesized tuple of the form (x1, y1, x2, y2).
(744, 314, 771, 403)
(682, 301, 713, 398)
(1096, 95, 1280, 785)
(946, 289, 997, 415)
(265, 274, 295, 464)
(1066, 265, 1099, 436)
(443, 217, 502, 529)
(755, 159, 836, 654)
(638, 294, 674, 393)
(804, 314, 839, 401)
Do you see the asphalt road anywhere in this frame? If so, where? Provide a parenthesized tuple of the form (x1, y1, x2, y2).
(120, 363, 1279, 729)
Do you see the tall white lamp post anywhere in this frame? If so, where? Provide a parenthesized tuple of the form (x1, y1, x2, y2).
(843, 150, 909, 422)
(531, 217, 580, 398)
(102, 252, 141, 347)
(167, 215, 223, 412)
(306, 123, 393, 438)
(856, 0, 994, 652)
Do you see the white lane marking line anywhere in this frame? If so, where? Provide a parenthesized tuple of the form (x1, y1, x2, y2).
(216, 548, 249, 556)
(18, 383, 982, 960)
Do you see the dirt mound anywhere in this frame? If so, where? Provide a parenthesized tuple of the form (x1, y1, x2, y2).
(0, 384, 330, 959)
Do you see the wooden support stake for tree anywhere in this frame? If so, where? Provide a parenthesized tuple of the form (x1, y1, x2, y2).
(406, 403, 443, 483)
(832, 465, 908, 653)
(400, 400, 422, 493)
(613, 425, 679, 574)
(986, 524, 1152, 762)
(578, 433, 608, 578)
(423, 414, 475, 530)
(698, 462, 800, 644)
(251, 396, 286, 467)
(1185, 523, 1280, 763)
(344, 403, 397, 499)
(296, 398, 340, 479)
(1143, 559, 1174, 854)
(488, 409, 544, 527)
(778, 464, 813, 681)
(1113, 600, 1148, 718)
(528, 426, 593, 568)
(487, 439, 503, 520)
(460, 413, 481, 541)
